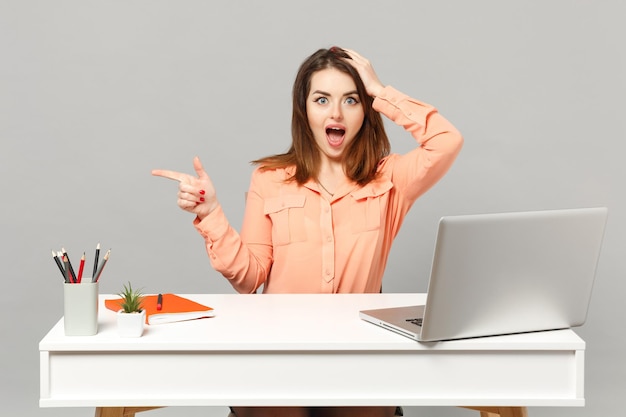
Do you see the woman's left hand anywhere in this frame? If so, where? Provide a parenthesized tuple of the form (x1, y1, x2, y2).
(341, 48, 385, 98)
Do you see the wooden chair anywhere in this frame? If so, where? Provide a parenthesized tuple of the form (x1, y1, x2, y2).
(94, 405, 527, 417)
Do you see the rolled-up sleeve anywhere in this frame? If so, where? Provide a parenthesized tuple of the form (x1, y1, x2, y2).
(374, 86, 464, 203)
(193, 171, 273, 294)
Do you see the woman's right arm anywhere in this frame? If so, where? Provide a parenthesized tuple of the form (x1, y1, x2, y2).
(192, 168, 273, 294)
(153, 158, 272, 293)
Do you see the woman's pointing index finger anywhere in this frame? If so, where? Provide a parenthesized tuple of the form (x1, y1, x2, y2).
(151, 169, 187, 182)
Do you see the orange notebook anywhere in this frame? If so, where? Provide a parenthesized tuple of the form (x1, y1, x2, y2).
(105, 294, 215, 325)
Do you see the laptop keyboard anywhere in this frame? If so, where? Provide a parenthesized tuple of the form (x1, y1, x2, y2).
(406, 318, 423, 327)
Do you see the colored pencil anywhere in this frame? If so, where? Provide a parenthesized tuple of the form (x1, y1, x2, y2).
(77, 252, 85, 283)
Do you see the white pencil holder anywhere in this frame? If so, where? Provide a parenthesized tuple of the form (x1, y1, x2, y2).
(63, 281, 99, 336)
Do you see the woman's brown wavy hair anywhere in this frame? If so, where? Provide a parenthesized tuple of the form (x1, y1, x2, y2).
(253, 47, 390, 186)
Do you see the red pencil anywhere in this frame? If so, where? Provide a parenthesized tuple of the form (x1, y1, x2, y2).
(77, 252, 85, 283)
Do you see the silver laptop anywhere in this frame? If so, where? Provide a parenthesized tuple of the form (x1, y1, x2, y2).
(360, 207, 608, 342)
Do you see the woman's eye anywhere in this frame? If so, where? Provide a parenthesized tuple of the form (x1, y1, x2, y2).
(345, 97, 359, 105)
(315, 97, 328, 105)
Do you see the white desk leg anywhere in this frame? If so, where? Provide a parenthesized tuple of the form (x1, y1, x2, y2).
(94, 407, 163, 417)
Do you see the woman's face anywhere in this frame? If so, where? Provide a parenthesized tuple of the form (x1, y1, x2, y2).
(306, 68, 365, 164)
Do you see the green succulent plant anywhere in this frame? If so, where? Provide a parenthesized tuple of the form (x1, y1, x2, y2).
(117, 282, 144, 313)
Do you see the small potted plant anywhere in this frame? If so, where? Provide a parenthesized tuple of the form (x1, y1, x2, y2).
(116, 282, 145, 337)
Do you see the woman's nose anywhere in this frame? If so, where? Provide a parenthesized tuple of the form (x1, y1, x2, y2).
(331, 103, 343, 120)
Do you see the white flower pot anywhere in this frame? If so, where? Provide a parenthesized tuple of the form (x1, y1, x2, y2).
(117, 309, 146, 337)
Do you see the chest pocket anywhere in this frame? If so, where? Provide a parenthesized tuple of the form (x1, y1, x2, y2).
(349, 179, 393, 233)
(264, 194, 307, 246)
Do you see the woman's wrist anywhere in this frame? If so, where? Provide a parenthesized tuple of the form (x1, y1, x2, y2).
(193, 199, 215, 221)
(369, 83, 385, 99)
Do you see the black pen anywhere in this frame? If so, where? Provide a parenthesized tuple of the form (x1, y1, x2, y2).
(61, 248, 76, 283)
(157, 293, 163, 311)
(92, 243, 100, 280)
(52, 250, 66, 281)
(63, 254, 71, 283)
(93, 249, 110, 282)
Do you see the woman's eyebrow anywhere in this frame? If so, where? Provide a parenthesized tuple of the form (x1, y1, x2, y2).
(311, 89, 359, 96)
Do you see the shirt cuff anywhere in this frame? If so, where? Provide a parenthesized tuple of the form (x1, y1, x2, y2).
(193, 204, 230, 243)
(373, 85, 434, 126)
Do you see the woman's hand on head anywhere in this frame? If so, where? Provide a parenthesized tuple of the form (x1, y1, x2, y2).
(151, 156, 218, 221)
(341, 48, 385, 98)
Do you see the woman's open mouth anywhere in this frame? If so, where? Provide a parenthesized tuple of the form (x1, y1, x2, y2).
(326, 127, 346, 147)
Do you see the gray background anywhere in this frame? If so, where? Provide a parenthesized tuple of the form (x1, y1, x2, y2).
(1, 1, 624, 416)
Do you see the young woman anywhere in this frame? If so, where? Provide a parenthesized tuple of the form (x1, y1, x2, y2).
(152, 47, 463, 417)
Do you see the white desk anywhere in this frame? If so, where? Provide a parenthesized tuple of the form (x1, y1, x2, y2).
(40, 293, 585, 417)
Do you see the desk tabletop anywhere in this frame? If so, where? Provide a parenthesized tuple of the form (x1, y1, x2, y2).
(40, 293, 584, 352)
(40, 293, 586, 408)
